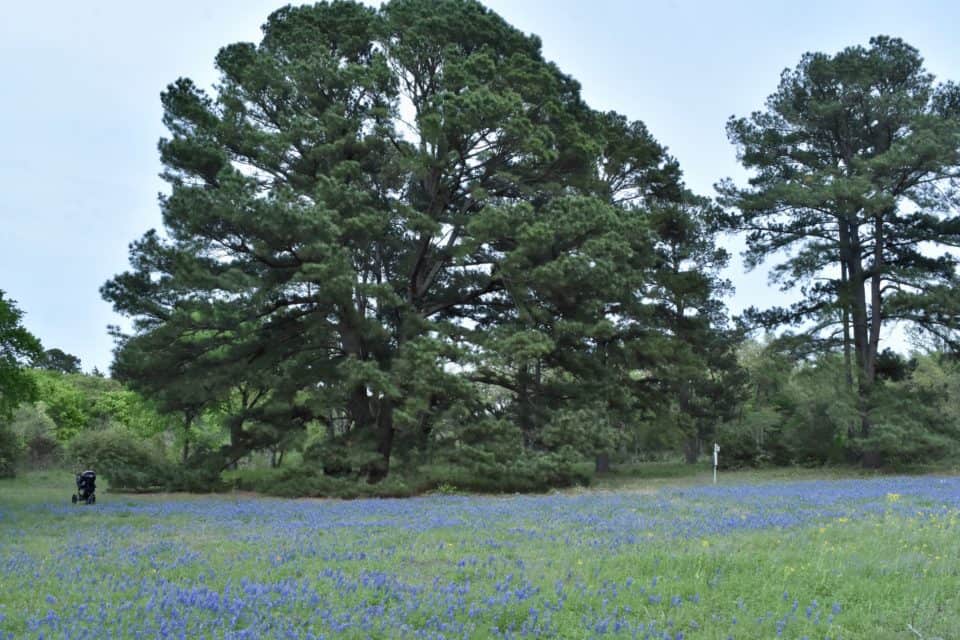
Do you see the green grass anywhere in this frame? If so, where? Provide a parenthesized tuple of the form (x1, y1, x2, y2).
(1, 468, 958, 638)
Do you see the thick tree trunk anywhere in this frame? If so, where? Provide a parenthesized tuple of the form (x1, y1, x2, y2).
(845, 224, 875, 443)
(858, 216, 886, 468)
(368, 397, 394, 484)
(839, 242, 858, 444)
(848, 240, 869, 388)
(225, 414, 245, 470)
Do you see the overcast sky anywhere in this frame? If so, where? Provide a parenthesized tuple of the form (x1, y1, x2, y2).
(2, 1, 960, 373)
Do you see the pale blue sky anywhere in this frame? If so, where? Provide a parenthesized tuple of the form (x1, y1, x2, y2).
(2, 1, 959, 372)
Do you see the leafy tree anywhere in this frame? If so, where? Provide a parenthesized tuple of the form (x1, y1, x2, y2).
(110, 328, 223, 463)
(8, 404, 61, 468)
(720, 36, 960, 462)
(0, 291, 42, 421)
(31, 371, 88, 441)
(0, 291, 42, 476)
(35, 348, 82, 374)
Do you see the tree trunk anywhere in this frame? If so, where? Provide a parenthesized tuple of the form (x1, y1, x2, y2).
(181, 412, 194, 464)
(839, 246, 858, 444)
(858, 215, 887, 468)
(683, 436, 699, 464)
(845, 223, 874, 443)
(595, 452, 611, 473)
(368, 397, 394, 484)
(226, 415, 245, 470)
(866, 214, 884, 386)
(840, 261, 854, 393)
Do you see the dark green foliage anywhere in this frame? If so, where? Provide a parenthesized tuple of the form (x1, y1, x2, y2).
(729, 340, 960, 469)
(231, 454, 588, 497)
(417, 454, 591, 493)
(68, 429, 169, 492)
(716, 417, 770, 469)
(67, 429, 228, 493)
(0, 424, 22, 478)
(101, 0, 739, 492)
(230, 466, 415, 499)
(644, 196, 745, 463)
(860, 356, 960, 465)
(35, 348, 82, 374)
(874, 348, 915, 382)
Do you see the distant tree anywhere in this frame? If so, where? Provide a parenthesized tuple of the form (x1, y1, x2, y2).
(36, 348, 82, 374)
(31, 370, 88, 440)
(0, 291, 43, 421)
(720, 36, 960, 463)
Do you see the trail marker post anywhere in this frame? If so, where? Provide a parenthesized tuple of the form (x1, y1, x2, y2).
(713, 443, 719, 484)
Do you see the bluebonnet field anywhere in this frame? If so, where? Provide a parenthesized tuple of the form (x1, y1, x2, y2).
(1, 475, 958, 639)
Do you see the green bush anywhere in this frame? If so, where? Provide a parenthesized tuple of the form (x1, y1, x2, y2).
(69, 430, 235, 493)
(166, 445, 231, 492)
(715, 414, 771, 469)
(67, 429, 170, 491)
(229, 465, 416, 499)
(418, 448, 591, 494)
(226, 452, 591, 498)
(163, 465, 231, 493)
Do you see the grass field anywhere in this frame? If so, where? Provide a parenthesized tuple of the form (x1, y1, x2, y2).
(1, 469, 958, 639)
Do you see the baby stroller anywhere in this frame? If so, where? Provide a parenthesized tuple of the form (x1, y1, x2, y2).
(72, 470, 96, 505)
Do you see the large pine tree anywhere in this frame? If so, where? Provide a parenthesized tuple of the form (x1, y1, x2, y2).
(104, 0, 733, 481)
(720, 37, 960, 462)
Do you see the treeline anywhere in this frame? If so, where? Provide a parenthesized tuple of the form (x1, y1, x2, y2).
(719, 343, 960, 469)
(3, 336, 960, 494)
(4, 1, 960, 495)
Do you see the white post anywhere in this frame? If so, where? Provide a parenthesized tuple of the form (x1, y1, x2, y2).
(713, 443, 719, 484)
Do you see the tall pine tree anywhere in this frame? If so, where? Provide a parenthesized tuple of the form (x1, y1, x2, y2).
(720, 36, 960, 463)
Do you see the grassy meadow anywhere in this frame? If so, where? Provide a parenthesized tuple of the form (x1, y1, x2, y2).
(1, 469, 958, 639)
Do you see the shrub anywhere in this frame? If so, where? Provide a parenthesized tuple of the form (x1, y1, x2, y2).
(715, 414, 770, 469)
(166, 445, 231, 492)
(230, 465, 416, 499)
(419, 447, 591, 494)
(67, 429, 170, 491)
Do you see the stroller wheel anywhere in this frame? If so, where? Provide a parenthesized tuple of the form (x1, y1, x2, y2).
(87, 495, 95, 505)
(71, 494, 77, 504)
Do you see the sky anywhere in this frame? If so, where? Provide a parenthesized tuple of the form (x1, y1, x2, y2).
(2, 1, 960, 373)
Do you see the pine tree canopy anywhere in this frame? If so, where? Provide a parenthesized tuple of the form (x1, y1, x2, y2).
(103, 0, 737, 480)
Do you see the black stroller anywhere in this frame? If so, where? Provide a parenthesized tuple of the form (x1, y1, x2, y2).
(72, 470, 96, 505)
